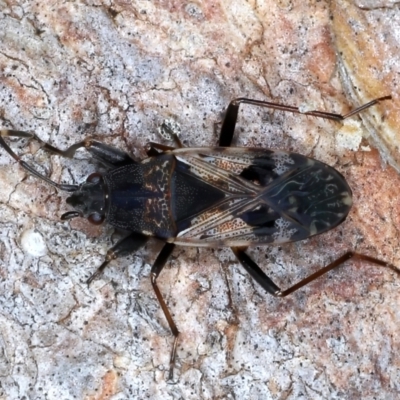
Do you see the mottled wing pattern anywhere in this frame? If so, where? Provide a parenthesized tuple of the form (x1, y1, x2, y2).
(171, 148, 352, 247)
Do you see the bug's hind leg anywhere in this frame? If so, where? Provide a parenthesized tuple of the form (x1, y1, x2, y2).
(0, 129, 136, 168)
(219, 96, 391, 147)
(230, 247, 281, 295)
(231, 247, 400, 297)
(150, 242, 180, 383)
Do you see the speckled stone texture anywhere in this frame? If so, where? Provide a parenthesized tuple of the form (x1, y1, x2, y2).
(0, 1, 399, 399)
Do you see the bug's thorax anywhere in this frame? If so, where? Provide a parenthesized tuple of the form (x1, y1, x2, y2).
(101, 152, 228, 239)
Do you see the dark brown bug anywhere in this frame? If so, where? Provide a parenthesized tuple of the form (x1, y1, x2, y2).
(0, 95, 398, 381)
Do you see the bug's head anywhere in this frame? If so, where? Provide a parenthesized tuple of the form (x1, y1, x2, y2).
(62, 173, 106, 224)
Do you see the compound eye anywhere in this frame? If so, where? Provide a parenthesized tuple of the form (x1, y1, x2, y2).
(88, 213, 104, 225)
(86, 172, 102, 183)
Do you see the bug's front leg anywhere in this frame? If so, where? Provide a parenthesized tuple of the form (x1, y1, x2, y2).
(231, 247, 400, 297)
(86, 232, 149, 284)
(219, 96, 391, 147)
(0, 129, 136, 168)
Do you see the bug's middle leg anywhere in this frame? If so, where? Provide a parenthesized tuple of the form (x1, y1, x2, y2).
(150, 242, 179, 382)
(146, 121, 185, 157)
(231, 247, 400, 297)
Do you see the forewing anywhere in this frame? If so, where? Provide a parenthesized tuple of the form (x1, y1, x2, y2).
(170, 148, 352, 247)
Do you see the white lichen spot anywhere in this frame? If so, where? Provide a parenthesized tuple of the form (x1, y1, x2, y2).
(114, 355, 131, 369)
(20, 229, 47, 257)
(298, 101, 317, 113)
(336, 119, 363, 151)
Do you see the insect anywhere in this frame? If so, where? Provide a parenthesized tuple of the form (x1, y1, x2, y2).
(0, 95, 398, 382)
